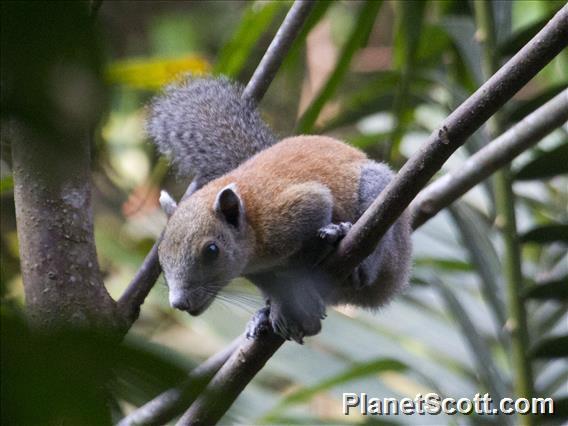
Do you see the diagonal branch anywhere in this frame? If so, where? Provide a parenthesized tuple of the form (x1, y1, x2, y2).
(117, 0, 317, 328)
(118, 336, 243, 426)
(410, 88, 568, 229)
(176, 332, 284, 426)
(324, 4, 568, 276)
(173, 6, 568, 424)
(243, 0, 316, 103)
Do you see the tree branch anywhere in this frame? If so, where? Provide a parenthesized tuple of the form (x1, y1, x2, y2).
(118, 336, 243, 426)
(410, 88, 568, 229)
(324, 4, 568, 276)
(177, 331, 284, 426)
(242, 0, 316, 103)
(172, 6, 568, 424)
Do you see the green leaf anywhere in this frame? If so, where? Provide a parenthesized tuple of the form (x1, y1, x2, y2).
(530, 335, 568, 359)
(279, 358, 407, 406)
(520, 224, 568, 244)
(214, 1, 287, 77)
(514, 142, 568, 181)
(0, 176, 14, 194)
(537, 304, 568, 335)
(414, 258, 474, 272)
(542, 369, 568, 396)
(492, 0, 512, 45)
(439, 16, 483, 86)
(434, 278, 509, 402)
(497, 9, 560, 58)
(389, 0, 427, 154)
(346, 132, 389, 150)
(524, 277, 568, 301)
(415, 24, 452, 66)
(295, 0, 383, 134)
(449, 203, 506, 328)
(319, 71, 429, 132)
(282, 0, 334, 68)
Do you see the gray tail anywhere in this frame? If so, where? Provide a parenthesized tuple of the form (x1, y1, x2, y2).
(146, 76, 277, 185)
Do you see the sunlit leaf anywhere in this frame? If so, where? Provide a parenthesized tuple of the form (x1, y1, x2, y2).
(106, 56, 210, 90)
(414, 258, 474, 272)
(260, 357, 409, 423)
(0, 176, 14, 194)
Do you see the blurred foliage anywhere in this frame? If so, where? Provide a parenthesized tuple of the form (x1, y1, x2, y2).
(1, 0, 567, 425)
(106, 56, 210, 90)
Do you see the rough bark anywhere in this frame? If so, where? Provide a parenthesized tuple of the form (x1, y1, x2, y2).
(11, 124, 121, 330)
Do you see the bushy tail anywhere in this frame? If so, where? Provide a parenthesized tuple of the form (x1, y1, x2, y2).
(147, 76, 277, 185)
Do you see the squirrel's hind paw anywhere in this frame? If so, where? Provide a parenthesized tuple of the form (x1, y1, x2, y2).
(269, 300, 324, 344)
(246, 306, 271, 340)
(318, 222, 352, 245)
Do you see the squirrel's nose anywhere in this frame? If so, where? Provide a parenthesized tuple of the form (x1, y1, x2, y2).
(169, 291, 190, 311)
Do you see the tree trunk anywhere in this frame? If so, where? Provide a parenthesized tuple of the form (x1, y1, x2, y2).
(11, 124, 121, 331)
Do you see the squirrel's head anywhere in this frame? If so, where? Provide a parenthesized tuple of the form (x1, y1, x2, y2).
(158, 183, 251, 315)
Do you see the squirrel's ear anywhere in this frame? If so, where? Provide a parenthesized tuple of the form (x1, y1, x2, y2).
(214, 183, 243, 228)
(160, 190, 177, 217)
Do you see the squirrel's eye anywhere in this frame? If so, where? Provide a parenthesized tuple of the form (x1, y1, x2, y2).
(202, 242, 219, 262)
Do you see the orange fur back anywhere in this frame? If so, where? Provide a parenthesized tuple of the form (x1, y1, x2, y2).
(197, 135, 367, 252)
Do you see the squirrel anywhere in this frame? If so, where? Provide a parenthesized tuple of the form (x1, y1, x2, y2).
(147, 77, 412, 343)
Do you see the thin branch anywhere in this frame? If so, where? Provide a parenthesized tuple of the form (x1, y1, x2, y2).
(117, 240, 162, 326)
(177, 331, 284, 426)
(410, 89, 568, 229)
(324, 5, 568, 277)
(173, 6, 568, 424)
(118, 337, 243, 426)
(117, 1, 316, 327)
(243, 0, 316, 103)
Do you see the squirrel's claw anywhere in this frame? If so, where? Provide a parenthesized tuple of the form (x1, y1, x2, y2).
(317, 222, 353, 245)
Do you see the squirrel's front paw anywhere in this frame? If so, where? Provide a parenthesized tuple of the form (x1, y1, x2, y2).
(246, 306, 271, 340)
(318, 222, 352, 245)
